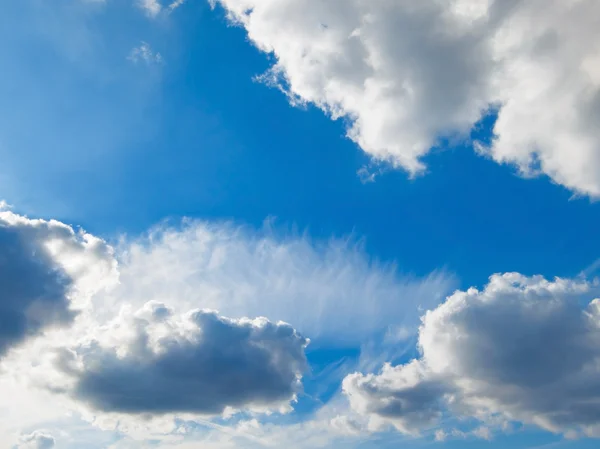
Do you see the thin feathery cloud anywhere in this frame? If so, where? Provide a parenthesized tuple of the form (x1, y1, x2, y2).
(128, 41, 163, 65)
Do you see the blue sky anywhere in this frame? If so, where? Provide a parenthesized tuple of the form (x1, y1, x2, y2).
(2, 1, 600, 448)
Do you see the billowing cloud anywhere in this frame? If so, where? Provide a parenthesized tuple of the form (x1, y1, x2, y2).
(344, 273, 600, 437)
(213, 0, 600, 196)
(16, 430, 55, 449)
(0, 209, 116, 358)
(50, 302, 308, 415)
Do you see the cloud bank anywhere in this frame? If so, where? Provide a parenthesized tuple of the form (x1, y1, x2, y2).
(16, 431, 55, 449)
(213, 0, 600, 196)
(344, 273, 600, 438)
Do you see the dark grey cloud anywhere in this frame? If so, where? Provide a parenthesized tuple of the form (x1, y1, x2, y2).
(0, 215, 73, 356)
(344, 273, 600, 437)
(0, 210, 116, 358)
(55, 304, 309, 415)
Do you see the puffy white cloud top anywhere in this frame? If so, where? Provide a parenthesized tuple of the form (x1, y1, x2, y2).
(214, 0, 600, 196)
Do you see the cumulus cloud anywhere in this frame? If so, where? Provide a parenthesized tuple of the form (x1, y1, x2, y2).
(213, 0, 600, 196)
(344, 273, 600, 437)
(343, 360, 446, 435)
(0, 209, 116, 358)
(16, 430, 55, 449)
(49, 303, 308, 415)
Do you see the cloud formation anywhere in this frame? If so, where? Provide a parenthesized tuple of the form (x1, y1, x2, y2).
(213, 0, 600, 196)
(0, 209, 116, 358)
(16, 430, 55, 449)
(51, 302, 308, 415)
(0, 208, 452, 445)
(138, 0, 162, 17)
(344, 273, 600, 437)
(107, 220, 455, 346)
(128, 41, 163, 65)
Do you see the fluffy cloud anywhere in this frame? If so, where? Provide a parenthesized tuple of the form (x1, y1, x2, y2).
(344, 273, 600, 437)
(213, 0, 600, 196)
(16, 430, 55, 449)
(49, 302, 308, 415)
(0, 209, 116, 358)
(343, 360, 446, 435)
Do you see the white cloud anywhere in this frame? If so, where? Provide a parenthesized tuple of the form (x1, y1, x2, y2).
(169, 0, 187, 11)
(138, 0, 162, 18)
(213, 0, 600, 196)
(344, 273, 600, 438)
(104, 219, 455, 346)
(0, 209, 451, 446)
(128, 41, 163, 65)
(16, 430, 55, 449)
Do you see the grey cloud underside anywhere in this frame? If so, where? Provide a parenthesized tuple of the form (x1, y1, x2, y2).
(344, 274, 600, 436)
(58, 308, 308, 414)
(0, 223, 74, 357)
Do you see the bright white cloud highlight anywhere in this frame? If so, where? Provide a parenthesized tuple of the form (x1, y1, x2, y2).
(213, 0, 600, 196)
(344, 273, 600, 438)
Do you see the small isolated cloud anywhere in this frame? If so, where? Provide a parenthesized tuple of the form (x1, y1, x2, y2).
(168, 0, 186, 11)
(0, 210, 116, 358)
(128, 41, 163, 65)
(214, 0, 600, 197)
(138, 0, 162, 18)
(344, 273, 600, 437)
(17, 430, 55, 449)
(50, 303, 308, 415)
